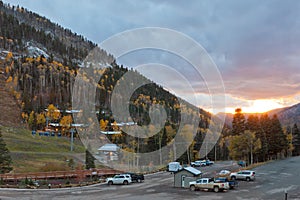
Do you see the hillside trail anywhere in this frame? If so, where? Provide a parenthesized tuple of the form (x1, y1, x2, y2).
(0, 60, 25, 128)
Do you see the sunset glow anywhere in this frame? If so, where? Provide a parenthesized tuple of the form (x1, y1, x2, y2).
(6, 0, 300, 116)
(226, 99, 284, 114)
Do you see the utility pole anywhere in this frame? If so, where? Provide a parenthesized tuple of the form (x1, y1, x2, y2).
(70, 128, 75, 151)
(205, 141, 208, 160)
(46, 116, 49, 128)
(214, 144, 217, 161)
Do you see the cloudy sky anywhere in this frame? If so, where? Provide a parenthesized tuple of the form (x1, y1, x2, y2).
(4, 0, 300, 113)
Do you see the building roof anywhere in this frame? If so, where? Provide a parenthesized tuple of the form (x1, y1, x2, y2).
(98, 144, 120, 152)
(48, 123, 87, 127)
(100, 131, 122, 135)
(183, 167, 202, 176)
(115, 122, 137, 126)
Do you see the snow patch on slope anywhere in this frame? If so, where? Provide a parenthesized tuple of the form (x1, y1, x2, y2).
(25, 42, 49, 58)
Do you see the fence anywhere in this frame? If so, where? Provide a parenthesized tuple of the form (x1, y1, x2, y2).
(0, 168, 120, 182)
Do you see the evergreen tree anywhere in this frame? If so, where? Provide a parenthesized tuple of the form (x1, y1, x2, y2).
(292, 123, 300, 156)
(28, 111, 36, 130)
(0, 130, 13, 174)
(247, 114, 260, 132)
(85, 148, 95, 169)
(270, 115, 288, 158)
(247, 114, 262, 162)
(232, 108, 246, 136)
(259, 114, 271, 161)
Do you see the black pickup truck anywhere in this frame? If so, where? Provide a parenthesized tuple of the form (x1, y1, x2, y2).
(126, 172, 145, 183)
(214, 177, 238, 189)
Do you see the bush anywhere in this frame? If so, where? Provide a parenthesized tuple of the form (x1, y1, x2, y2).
(28, 179, 34, 186)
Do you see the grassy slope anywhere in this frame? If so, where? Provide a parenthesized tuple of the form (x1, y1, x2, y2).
(0, 63, 86, 173)
(0, 126, 86, 173)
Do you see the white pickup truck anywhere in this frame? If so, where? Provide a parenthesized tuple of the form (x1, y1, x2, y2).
(189, 178, 230, 192)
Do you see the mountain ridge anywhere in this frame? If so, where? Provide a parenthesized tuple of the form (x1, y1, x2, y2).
(0, 1, 114, 67)
(217, 102, 300, 128)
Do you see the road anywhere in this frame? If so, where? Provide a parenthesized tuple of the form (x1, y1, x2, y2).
(1, 157, 300, 200)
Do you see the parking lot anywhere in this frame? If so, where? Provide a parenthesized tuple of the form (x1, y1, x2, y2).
(1, 157, 300, 200)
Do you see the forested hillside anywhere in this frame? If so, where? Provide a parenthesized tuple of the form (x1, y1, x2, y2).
(268, 103, 300, 128)
(0, 1, 113, 68)
(2, 50, 214, 165)
(0, 1, 215, 166)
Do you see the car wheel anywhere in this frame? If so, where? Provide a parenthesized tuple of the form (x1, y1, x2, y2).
(137, 178, 141, 183)
(123, 180, 128, 185)
(108, 181, 113, 185)
(246, 177, 250, 182)
(231, 176, 236, 181)
(214, 186, 219, 193)
(190, 185, 196, 191)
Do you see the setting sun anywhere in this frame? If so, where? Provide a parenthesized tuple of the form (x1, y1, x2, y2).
(226, 99, 284, 114)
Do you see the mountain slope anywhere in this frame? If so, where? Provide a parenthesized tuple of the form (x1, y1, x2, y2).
(0, 1, 114, 67)
(0, 62, 23, 127)
(0, 1, 216, 167)
(268, 103, 300, 128)
(0, 0, 211, 127)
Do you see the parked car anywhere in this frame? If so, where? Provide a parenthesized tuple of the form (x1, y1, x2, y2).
(106, 174, 132, 185)
(237, 160, 247, 167)
(217, 170, 231, 176)
(214, 177, 238, 189)
(189, 178, 230, 192)
(191, 160, 206, 167)
(230, 170, 255, 181)
(125, 172, 144, 183)
(33, 181, 40, 188)
(205, 159, 214, 166)
(167, 162, 182, 172)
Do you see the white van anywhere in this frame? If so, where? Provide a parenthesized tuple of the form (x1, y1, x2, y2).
(167, 162, 182, 172)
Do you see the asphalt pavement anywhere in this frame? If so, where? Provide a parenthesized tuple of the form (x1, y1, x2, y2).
(1, 157, 300, 200)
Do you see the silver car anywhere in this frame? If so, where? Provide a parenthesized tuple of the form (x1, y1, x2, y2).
(106, 174, 132, 185)
(230, 170, 255, 181)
